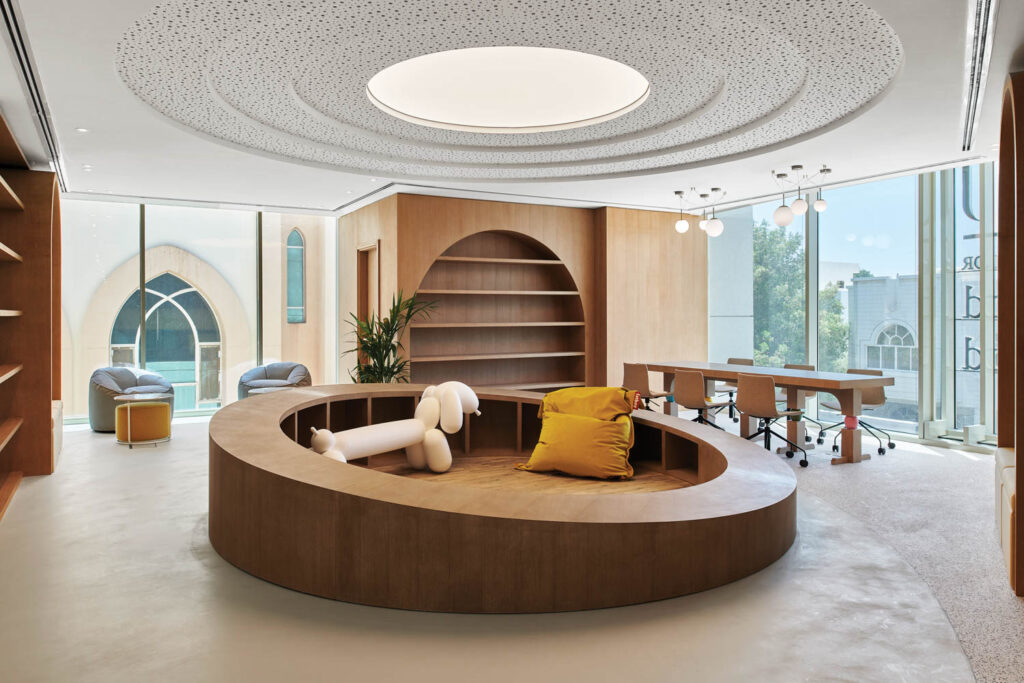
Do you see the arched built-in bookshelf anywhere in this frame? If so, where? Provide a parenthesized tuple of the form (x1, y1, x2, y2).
(409, 230, 585, 391)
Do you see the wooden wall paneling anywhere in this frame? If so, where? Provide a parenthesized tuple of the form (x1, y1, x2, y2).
(598, 207, 706, 386)
(339, 197, 397, 380)
(998, 72, 1023, 595)
(0, 170, 56, 478)
(998, 76, 1019, 447)
(51, 193, 61, 401)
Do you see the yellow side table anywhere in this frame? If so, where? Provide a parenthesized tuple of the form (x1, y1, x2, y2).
(114, 394, 172, 448)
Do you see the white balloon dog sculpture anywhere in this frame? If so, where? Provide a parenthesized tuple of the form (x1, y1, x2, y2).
(308, 381, 480, 473)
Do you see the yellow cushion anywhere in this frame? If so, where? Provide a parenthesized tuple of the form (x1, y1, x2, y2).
(517, 412, 634, 479)
(115, 402, 171, 442)
(539, 386, 639, 422)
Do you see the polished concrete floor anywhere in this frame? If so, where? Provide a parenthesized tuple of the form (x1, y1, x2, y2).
(0, 421, 976, 682)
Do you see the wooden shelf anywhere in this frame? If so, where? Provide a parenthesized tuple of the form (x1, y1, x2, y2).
(412, 351, 585, 363)
(435, 256, 564, 265)
(0, 174, 23, 211)
(418, 289, 580, 296)
(0, 416, 23, 454)
(411, 321, 584, 329)
(0, 240, 21, 262)
(0, 310, 23, 317)
(0, 471, 21, 523)
(483, 381, 585, 391)
(0, 363, 22, 386)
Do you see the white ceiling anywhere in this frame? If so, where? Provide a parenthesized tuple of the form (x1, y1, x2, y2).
(8, 0, 1024, 214)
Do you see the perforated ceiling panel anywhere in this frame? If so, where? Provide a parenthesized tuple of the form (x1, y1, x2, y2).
(115, 0, 903, 181)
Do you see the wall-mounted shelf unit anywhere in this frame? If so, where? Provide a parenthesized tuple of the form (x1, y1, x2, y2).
(410, 231, 586, 391)
(0, 110, 60, 523)
(0, 364, 22, 387)
(0, 240, 21, 262)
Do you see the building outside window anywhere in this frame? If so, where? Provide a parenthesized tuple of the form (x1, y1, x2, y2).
(710, 163, 995, 440)
(110, 273, 222, 411)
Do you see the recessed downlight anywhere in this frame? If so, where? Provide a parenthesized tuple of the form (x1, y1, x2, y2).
(366, 46, 649, 134)
(75, 127, 89, 133)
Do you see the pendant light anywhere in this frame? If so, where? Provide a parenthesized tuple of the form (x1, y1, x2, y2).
(674, 190, 689, 233)
(773, 189, 794, 227)
(813, 188, 828, 213)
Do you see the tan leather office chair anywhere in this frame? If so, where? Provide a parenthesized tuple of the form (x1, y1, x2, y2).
(818, 368, 895, 455)
(736, 373, 808, 467)
(715, 357, 753, 421)
(775, 363, 827, 441)
(623, 363, 669, 410)
(674, 370, 729, 430)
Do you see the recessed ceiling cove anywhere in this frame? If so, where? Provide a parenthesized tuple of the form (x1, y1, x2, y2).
(115, 0, 903, 182)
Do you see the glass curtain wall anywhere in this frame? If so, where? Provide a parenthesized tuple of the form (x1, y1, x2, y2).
(708, 201, 805, 366)
(816, 174, 919, 433)
(708, 160, 996, 441)
(145, 205, 258, 413)
(61, 200, 339, 422)
(924, 163, 997, 441)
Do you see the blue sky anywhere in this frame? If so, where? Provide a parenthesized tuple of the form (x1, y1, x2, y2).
(752, 174, 920, 277)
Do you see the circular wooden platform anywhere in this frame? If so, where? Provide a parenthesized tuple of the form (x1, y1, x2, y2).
(209, 385, 797, 613)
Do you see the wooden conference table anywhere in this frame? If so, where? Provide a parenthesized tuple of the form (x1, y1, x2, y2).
(645, 361, 894, 465)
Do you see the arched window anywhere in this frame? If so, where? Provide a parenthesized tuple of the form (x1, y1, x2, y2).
(110, 273, 222, 411)
(866, 323, 917, 371)
(286, 229, 305, 323)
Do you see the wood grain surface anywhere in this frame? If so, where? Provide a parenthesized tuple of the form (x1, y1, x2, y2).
(209, 384, 797, 613)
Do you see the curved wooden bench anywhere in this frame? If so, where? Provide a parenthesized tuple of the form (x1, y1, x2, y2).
(209, 384, 797, 613)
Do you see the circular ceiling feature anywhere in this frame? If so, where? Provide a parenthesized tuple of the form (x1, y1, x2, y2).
(115, 0, 903, 182)
(364, 47, 650, 134)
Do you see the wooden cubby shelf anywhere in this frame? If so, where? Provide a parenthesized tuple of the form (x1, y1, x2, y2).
(411, 231, 587, 390)
(410, 321, 584, 329)
(412, 351, 585, 363)
(0, 310, 23, 317)
(435, 256, 564, 265)
(483, 381, 585, 391)
(0, 240, 22, 262)
(418, 289, 579, 296)
(0, 416, 23, 454)
(0, 364, 22, 386)
(0, 175, 23, 212)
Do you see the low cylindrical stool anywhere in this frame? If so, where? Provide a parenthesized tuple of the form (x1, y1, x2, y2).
(115, 400, 172, 447)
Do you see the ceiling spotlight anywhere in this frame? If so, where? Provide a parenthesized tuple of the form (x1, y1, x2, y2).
(75, 127, 89, 133)
(790, 197, 808, 215)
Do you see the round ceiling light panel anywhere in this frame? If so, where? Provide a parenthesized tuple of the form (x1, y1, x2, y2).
(115, 0, 903, 182)
(365, 47, 650, 134)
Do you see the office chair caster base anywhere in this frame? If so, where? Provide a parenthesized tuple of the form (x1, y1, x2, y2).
(804, 436, 812, 443)
(816, 436, 824, 445)
(799, 458, 808, 467)
(831, 445, 839, 453)
(877, 447, 886, 455)
(887, 441, 895, 449)
(785, 450, 794, 458)
(732, 417, 739, 423)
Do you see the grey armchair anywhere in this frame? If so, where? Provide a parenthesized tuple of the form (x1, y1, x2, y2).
(89, 367, 175, 432)
(237, 362, 312, 400)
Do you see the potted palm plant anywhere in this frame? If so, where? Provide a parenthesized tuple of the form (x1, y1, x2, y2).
(346, 291, 436, 383)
